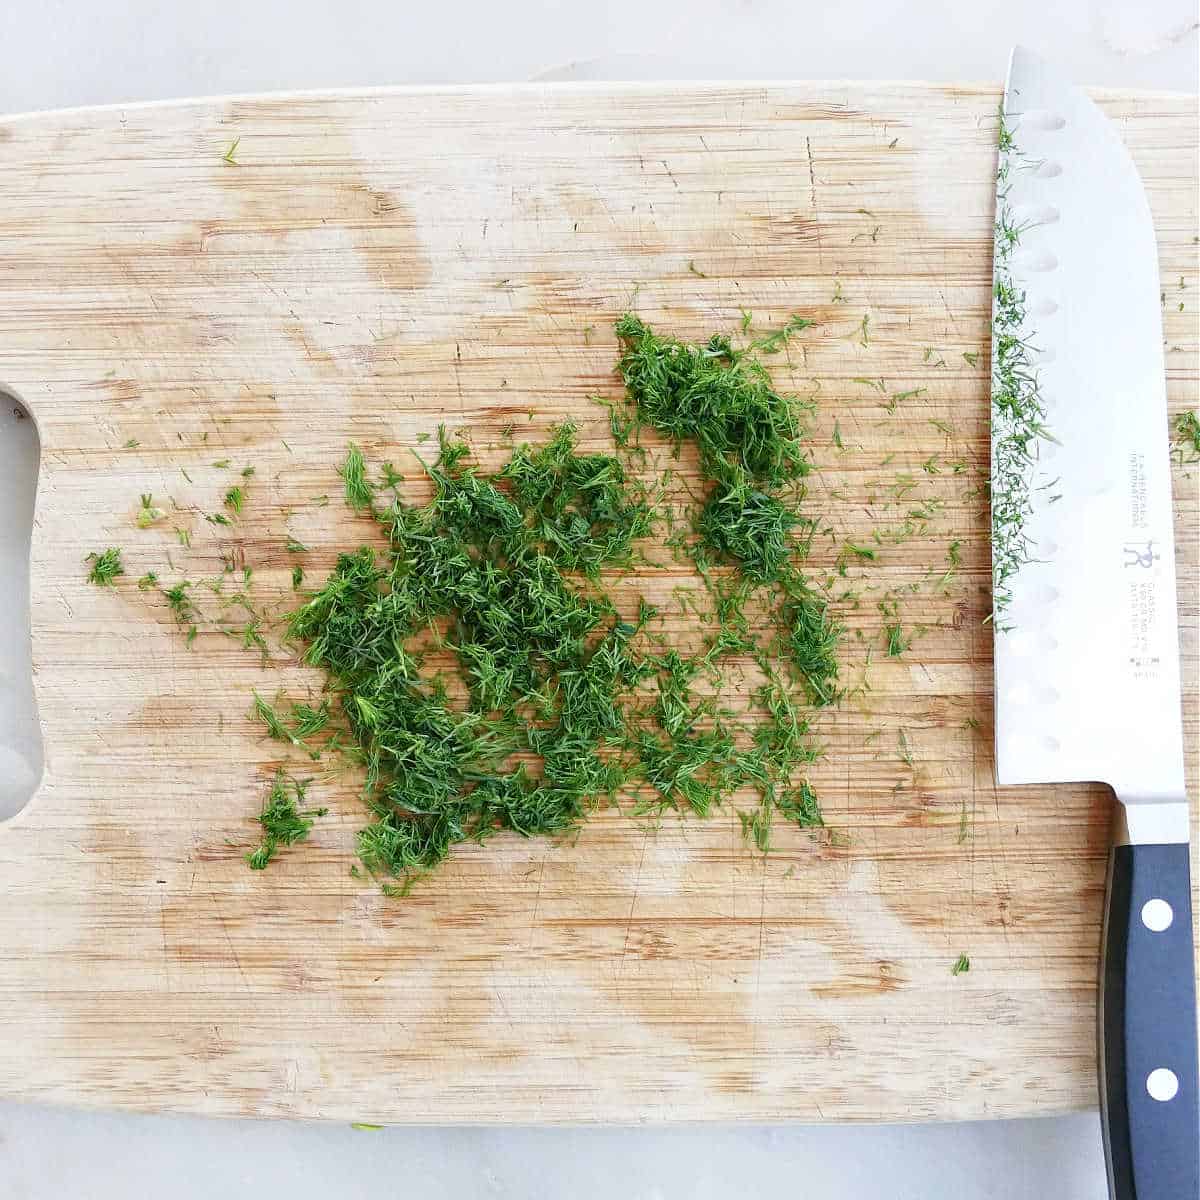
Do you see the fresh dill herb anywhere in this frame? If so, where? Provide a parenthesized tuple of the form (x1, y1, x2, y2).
(241, 466, 255, 478)
(246, 770, 324, 869)
(242, 617, 268, 659)
(885, 622, 910, 657)
(292, 565, 304, 589)
(212, 459, 231, 469)
(206, 512, 232, 526)
(951, 952, 970, 976)
(290, 700, 331, 738)
(698, 475, 798, 583)
(136, 493, 166, 528)
(1172, 410, 1200, 465)
(137, 571, 159, 590)
(962, 350, 980, 368)
(163, 580, 196, 626)
(614, 313, 812, 485)
(123, 438, 139, 449)
(749, 314, 813, 355)
(86, 548, 124, 586)
(286, 537, 308, 553)
(852, 377, 886, 394)
(991, 107, 1053, 621)
(252, 692, 301, 746)
(222, 137, 241, 166)
(340, 444, 374, 512)
(175, 527, 191, 547)
(780, 579, 841, 707)
(832, 420, 844, 450)
(224, 486, 245, 515)
(224, 315, 872, 887)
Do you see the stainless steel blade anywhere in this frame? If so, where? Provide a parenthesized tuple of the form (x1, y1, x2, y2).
(991, 46, 1187, 843)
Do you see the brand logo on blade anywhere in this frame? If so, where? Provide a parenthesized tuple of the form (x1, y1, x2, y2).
(1123, 540, 1159, 569)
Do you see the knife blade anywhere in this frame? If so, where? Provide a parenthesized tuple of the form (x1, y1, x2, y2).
(991, 46, 1197, 1199)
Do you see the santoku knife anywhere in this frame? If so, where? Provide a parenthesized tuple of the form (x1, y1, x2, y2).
(990, 46, 1198, 1199)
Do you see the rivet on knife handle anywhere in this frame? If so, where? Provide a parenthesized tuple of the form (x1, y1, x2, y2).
(1100, 841, 1199, 1198)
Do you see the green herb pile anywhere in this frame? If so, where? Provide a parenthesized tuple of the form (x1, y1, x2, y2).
(253, 315, 839, 886)
(89, 310, 951, 886)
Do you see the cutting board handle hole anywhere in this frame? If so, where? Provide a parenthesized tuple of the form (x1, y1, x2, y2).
(0, 387, 45, 822)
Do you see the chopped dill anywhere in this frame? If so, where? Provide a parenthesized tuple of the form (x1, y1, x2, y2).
(222, 137, 240, 166)
(340, 444, 374, 512)
(86, 548, 124, 586)
(252, 692, 300, 746)
(991, 108, 1054, 621)
(246, 770, 325, 869)
(749, 314, 813, 355)
(158, 312, 904, 888)
(136, 493, 166, 528)
(163, 581, 196, 626)
(951, 952, 970, 977)
(1172, 410, 1200, 465)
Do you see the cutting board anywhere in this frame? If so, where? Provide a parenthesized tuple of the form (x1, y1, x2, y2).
(0, 81, 1195, 1124)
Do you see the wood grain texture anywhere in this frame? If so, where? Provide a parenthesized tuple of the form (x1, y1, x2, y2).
(0, 82, 1195, 1124)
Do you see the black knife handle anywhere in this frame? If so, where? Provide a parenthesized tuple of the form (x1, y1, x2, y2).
(1101, 842, 1200, 1199)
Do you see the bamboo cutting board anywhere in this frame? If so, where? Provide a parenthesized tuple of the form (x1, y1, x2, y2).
(0, 81, 1195, 1124)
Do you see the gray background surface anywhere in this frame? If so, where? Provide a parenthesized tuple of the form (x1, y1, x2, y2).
(0, 2, 1195, 1197)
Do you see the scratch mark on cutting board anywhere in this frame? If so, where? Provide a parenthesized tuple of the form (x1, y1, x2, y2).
(805, 137, 826, 270)
(526, 853, 546, 951)
(615, 830, 650, 988)
(210, 892, 251, 993)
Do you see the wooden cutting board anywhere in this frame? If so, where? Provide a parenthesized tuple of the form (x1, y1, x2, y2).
(0, 81, 1195, 1124)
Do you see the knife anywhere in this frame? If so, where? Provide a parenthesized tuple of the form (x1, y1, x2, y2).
(991, 46, 1198, 1198)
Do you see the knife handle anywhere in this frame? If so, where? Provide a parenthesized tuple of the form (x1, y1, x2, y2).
(1101, 841, 1200, 1199)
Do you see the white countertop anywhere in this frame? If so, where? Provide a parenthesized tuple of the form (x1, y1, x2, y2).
(0, 2, 1194, 1197)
